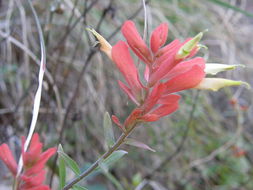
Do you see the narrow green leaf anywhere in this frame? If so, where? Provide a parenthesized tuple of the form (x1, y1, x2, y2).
(98, 160, 109, 173)
(103, 112, 115, 148)
(58, 145, 66, 189)
(207, 0, 253, 18)
(125, 138, 156, 152)
(58, 146, 80, 175)
(96, 150, 127, 171)
(72, 184, 88, 190)
(102, 171, 125, 190)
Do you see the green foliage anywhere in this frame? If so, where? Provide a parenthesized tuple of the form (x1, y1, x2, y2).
(132, 173, 142, 187)
(103, 112, 115, 149)
(97, 150, 128, 171)
(207, 0, 253, 18)
(125, 138, 155, 152)
(72, 185, 88, 190)
(58, 146, 66, 189)
(58, 145, 81, 175)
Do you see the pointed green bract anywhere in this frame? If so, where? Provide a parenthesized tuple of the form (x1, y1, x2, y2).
(205, 64, 244, 75)
(195, 78, 250, 91)
(99, 161, 125, 190)
(103, 112, 115, 149)
(125, 138, 156, 152)
(176, 32, 203, 59)
(58, 145, 81, 175)
(58, 145, 66, 189)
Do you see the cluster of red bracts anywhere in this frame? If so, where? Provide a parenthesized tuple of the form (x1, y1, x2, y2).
(0, 133, 56, 190)
(111, 21, 205, 130)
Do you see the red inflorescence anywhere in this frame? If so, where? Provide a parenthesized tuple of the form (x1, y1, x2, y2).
(0, 133, 56, 190)
(111, 20, 205, 129)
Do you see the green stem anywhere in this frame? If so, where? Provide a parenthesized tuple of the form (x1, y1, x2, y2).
(62, 125, 136, 190)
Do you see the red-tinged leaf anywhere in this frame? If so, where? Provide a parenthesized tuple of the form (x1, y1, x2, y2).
(143, 83, 165, 113)
(0, 143, 17, 176)
(140, 114, 159, 122)
(150, 23, 168, 53)
(112, 115, 126, 132)
(153, 39, 181, 67)
(124, 108, 143, 128)
(118, 80, 139, 105)
(22, 185, 50, 190)
(25, 147, 56, 175)
(164, 57, 205, 80)
(149, 44, 181, 86)
(150, 102, 179, 118)
(144, 65, 150, 81)
(21, 170, 46, 187)
(125, 138, 156, 152)
(112, 41, 143, 96)
(157, 94, 181, 105)
(164, 65, 205, 94)
(23, 133, 43, 166)
(121, 20, 152, 64)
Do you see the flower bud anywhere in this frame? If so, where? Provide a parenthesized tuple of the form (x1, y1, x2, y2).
(87, 28, 112, 59)
(176, 32, 203, 60)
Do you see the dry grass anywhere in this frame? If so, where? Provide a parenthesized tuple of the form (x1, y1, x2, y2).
(0, 0, 253, 189)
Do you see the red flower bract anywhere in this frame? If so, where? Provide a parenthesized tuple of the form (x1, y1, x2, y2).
(111, 20, 206, 127)
(0, 133, 56, 190)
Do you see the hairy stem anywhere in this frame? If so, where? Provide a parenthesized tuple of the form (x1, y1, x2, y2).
(62, 125, 136, 190)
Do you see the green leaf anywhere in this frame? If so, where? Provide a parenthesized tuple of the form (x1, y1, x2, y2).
(132, 173, 142, 187)
(98, 160, 109, 173)
(72, 184, 88, 190)
(58, 145, 66, 189)
(102, 170, 125, 190)
(58, 145, 81, 175)
(103, 112, 115, 149)
(125, 138, 156, 152)
(205, 64, 244, 75)
(207, 0, 253, 18)
(98, 150, 127, 170)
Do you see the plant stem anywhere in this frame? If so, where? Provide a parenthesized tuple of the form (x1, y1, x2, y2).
(62, 125, 136, 190)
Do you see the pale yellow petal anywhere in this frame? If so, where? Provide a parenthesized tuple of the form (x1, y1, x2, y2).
(195, 78, 250, 91)
(205, 64, 244, 75)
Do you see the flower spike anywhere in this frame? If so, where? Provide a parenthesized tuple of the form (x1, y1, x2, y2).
(0, 133, 56, 190)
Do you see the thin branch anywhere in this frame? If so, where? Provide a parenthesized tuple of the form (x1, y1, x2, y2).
(54, 0, 99, 49)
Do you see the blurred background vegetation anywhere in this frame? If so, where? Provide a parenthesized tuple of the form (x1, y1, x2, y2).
(0, 0, 253, 189)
